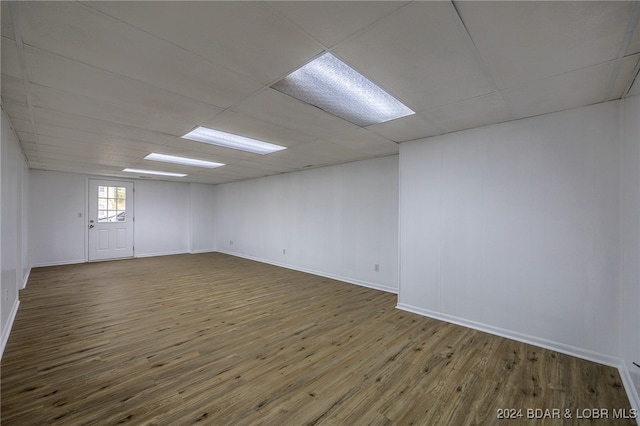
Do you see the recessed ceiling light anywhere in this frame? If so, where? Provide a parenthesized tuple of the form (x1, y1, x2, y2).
(122, 168, 187, 177)
(271, 52, 414, 127)
(182, 127, 287, 155)
(144, 153, 224, 169)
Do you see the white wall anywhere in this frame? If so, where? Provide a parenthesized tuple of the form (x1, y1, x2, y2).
(1, 106, 28, 356)
(21, 159, 29, 289)
(189, 183, 216, 254)
(399, 101, 622, 364)
(134, 179, 190, 257)
(30, 171, 215, 265)
(621, 87, 640, 409)
(29, 170, 87, 266)
(214, 156, 399, 292)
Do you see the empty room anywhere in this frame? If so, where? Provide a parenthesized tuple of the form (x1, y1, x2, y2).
(1, 1, 639, 424)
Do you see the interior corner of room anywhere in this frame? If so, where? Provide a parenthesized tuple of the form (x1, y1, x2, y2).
(1, 1, 639, 423)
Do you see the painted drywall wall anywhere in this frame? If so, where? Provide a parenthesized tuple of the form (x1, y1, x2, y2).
(189, 183, 216, 253)
(29, 170, 87, 266)
(621, 89, 640, 409)
(1, 107, 28, 356)
(30, 171, 213, 264)
(134, 179, 190, 257)
(399, 101, 622, 364)
(214, 156, 399, 292)
(21, 159, 29, 288)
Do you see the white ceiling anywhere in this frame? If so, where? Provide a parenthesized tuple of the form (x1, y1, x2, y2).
(1, 1, 639, 184)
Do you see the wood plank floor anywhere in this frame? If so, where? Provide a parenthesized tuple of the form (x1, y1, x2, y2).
(1, 253, 634, 425)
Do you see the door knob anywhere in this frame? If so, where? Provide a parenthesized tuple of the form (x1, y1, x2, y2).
(89, 224, 94, 229)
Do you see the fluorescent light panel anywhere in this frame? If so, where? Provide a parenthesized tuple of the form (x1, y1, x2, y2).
(271, 52, 414, 127)
(182, 127, 286, 155)
(123, 168, 187, 177)
(145, 153, 224, 169)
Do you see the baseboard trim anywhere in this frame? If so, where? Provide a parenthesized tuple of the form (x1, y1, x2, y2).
(1, 299, 20, 361)
(31, 259, 85, 268)
(189, 249, 216, 254)
(21, 267, 31, 289)
(619, 362, 640, 418)
(217, 250, 398, 294)
(135, 250, 189, 259)
(396, 303, 620, 368)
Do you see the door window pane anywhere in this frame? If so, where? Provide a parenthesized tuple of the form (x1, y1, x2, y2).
(98, 186, 127, 222)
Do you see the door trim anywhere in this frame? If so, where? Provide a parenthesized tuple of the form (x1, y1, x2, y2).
(86, 178, 135, 262)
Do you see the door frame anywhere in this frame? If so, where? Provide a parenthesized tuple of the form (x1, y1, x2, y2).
(86, 177, 135, 262)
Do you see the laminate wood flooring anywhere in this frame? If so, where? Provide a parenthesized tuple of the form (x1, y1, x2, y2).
(1, 253, 634, 425)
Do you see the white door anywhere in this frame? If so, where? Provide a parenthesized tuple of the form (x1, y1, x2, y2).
(88, 179, 134, 261)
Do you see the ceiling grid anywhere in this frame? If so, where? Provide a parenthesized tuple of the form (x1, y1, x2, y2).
(0, 1, 637, 184)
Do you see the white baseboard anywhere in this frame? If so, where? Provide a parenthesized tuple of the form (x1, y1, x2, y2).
(619, 362, 640, 420)
(21, 267, 31, 289)
(189, 248, 216, 254)
(1, 299, 20, 361)
(31, 259, 85, 268)
(396, 303, 620, 368)
(217, 250, 398, 294)
(135, 250, 189, 259)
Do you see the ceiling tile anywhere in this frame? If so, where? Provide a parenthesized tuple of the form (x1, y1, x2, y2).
(423, 92, 513, 133)
(35, 142, 141, 164)
(166, 137, 257, 164)
(2, 99, 30, 123)
(234, 88, 357, 139)
(200, 110, 316, 148)
(84, 1, 324, 85)
(1, 36, 21, 79)
(248, 153, 312, 172)
(627, 14, 640, 55)
(1, 1, 633, 184)
(36, 133, 150, 156)
(629, 76, 640, 97)
(29, 82, 222, 136)
(609, 54, 640, 99)
(367, 114, 446, 143)
(15, 1, 263, 108)
(1, 74, 27, 104)
(7, 117, 32, 134)
(24, 46, 224, 134)
(16, 132, 37, 144)
(1, 2, 14, 39)
(279, 140, 370, 168)
(502, 62, 614, 119)
(326, 128, 399, 156)
(232, 158, 294, 175)
(268, 1, 408, 48)
(334, 1, 493, 113)
(456, 1, 634, 89)
(33, 108, 175, 146)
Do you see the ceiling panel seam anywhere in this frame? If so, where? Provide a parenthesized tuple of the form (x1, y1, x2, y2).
(8, 2, 41, 167)
(78, 1, 266, 89)
(260, 2, 415, 96)
(264, 1, 411, 53)
(21, 43, 234, 113)
(622, 59, 640, 99)
(602, 0, 640, 101)
(447, 1, 514, 121)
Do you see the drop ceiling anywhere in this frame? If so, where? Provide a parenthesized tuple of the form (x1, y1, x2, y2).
(1, 1, 639, 184)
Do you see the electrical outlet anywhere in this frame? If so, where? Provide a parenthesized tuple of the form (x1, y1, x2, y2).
(229, 240, 233, 245)
(374, 264, 380, 272)
(283, 249, 286, 255)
